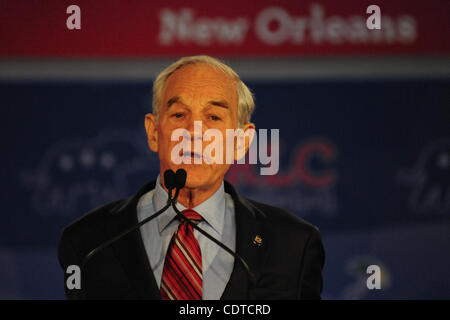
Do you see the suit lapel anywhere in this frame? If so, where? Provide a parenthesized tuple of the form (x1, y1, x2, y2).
(107, 181, 162, 299)
(221, 181, 269, 300)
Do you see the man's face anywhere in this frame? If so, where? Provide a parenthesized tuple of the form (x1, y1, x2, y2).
(146, 63, 242, 190)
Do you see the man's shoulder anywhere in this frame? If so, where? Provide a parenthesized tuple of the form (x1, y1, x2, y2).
(242, 197, 325, 284)
(58, 198, 129, 264)
(63, 199, 126, 236)
(224, 180, 319, 235)
(244, 197, 320, 237)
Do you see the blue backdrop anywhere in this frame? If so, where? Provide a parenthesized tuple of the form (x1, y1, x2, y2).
(1, 78, 449, 299)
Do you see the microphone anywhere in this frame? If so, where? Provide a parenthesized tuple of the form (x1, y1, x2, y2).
(164, 169, 176, 202)
(81, 170, 177, 269)
(170, 169, 256, 285)
(172, 168, 186, 201)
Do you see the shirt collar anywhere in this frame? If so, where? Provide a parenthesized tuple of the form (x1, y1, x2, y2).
(152, 175, 226, 235)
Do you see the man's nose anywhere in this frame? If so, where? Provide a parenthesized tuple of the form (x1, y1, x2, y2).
(185, 118, 204, 141)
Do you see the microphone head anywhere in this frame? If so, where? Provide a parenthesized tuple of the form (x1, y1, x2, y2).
(163, 169, 176, 190)
(174, 169, 187, 189)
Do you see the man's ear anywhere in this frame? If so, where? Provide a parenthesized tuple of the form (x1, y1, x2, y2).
(145, 113, 158, 152)
(234, 122, 255, 161)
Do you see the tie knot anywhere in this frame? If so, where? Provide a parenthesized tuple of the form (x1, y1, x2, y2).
(179, 209, 202, 223)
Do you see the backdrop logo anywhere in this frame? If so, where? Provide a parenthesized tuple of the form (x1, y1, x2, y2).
(20, 128, 158, 217)
(226, 137, 339, 218)
(396, 138, 450, 215)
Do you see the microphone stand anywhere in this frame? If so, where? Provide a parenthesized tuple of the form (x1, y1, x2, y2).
(78, 169, 256, 297)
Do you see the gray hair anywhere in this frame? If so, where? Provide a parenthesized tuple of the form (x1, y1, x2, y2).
(152, 55, 255, 127)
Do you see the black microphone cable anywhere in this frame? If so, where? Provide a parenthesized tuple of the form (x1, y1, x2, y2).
(79, 169, 256, 293)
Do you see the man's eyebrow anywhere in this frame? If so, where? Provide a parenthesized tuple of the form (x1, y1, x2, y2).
(167, 96, 180, 108)
(166, 97, 230, 109)
(208, 100, 230, 109)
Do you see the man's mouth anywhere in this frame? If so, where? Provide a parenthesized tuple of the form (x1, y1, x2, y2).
(181, 151, 202, 160)
(176, 149, 214, 164)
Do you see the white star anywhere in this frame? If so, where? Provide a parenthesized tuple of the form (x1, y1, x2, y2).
(437, 152, 449, 169)
(59, 154, 74, 171)
(100, 152, 115, 169)
(80, 149, 95, 168)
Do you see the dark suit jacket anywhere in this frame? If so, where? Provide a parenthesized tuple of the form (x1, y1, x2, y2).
(58, 180, 325, 299)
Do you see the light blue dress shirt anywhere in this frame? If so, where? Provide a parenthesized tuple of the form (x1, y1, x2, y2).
(137, 175, 236, 300)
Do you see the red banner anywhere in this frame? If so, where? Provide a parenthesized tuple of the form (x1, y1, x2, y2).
(1, 0, 449, 57)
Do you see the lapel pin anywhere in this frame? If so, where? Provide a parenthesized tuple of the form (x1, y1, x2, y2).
(253, 235, 263, 247)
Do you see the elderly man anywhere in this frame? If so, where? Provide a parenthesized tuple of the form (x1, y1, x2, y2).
(58, 55, 325, 300)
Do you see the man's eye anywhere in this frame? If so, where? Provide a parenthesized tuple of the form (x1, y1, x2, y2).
(172, 113, 184, 118)
(210, 115, 221, 121)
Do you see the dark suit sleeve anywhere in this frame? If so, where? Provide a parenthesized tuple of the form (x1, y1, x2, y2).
(58, 228, 86, 300)
(297, 226, 325, 300)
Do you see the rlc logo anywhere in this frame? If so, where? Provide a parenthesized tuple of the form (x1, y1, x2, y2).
(226, 138, 338, 189)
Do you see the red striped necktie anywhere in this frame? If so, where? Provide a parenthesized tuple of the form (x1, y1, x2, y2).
(160, 209, 203, 300)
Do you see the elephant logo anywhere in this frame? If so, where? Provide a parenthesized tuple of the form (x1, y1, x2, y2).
(396, 138, 450, 215)
(20, 128, 159, 217)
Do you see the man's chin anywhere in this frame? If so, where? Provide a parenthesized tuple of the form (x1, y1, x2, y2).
(176, 166, 213, 188)
(184, 170, 209, 187)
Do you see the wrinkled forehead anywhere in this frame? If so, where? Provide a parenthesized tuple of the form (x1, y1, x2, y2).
(162, 63, 238, 107)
